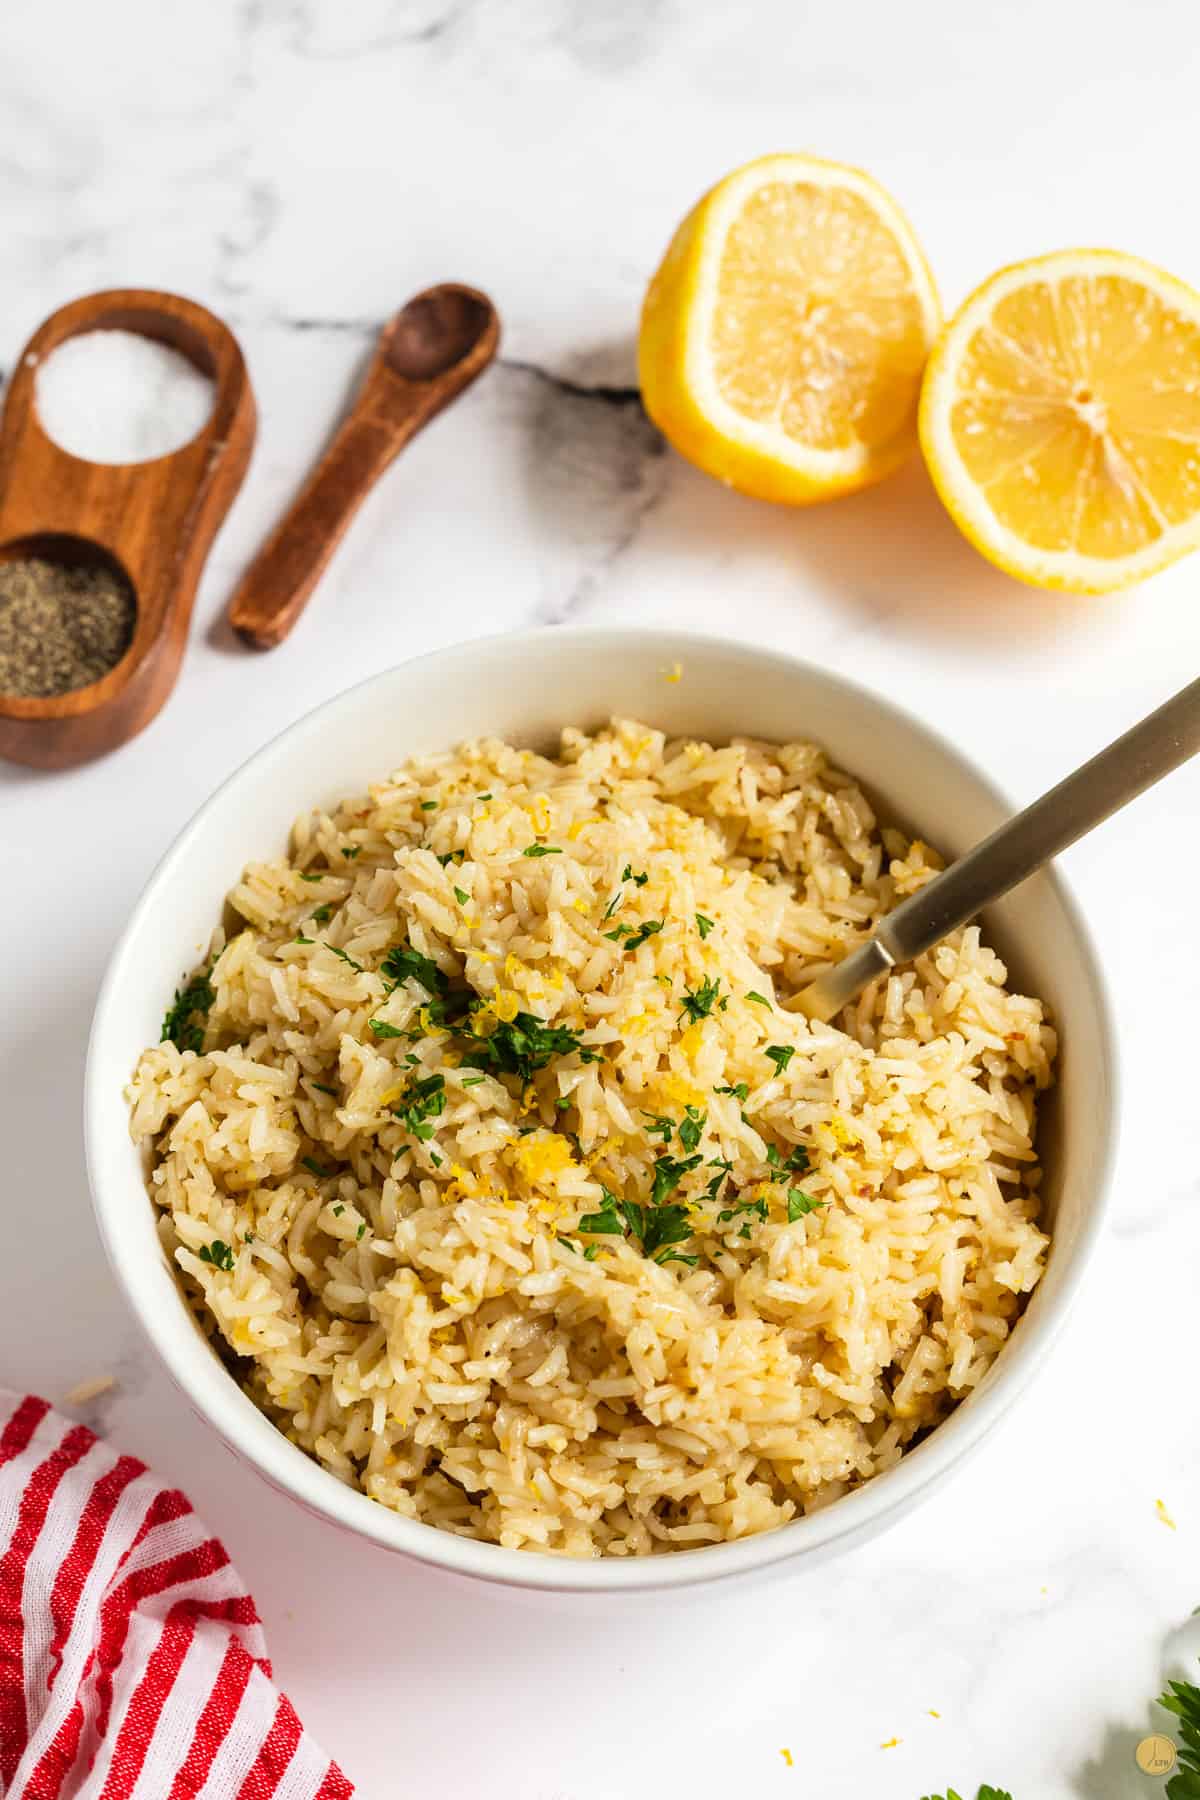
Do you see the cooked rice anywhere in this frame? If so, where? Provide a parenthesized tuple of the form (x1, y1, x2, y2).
(127, 719, 1054, 1557)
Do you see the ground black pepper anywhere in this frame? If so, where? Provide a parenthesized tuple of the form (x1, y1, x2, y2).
(0, 556, 137, 699)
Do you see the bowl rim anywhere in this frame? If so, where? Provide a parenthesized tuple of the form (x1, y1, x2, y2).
(85, 624, 1119, 1593)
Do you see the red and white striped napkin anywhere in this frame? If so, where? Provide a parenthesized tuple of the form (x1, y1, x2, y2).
(0, 1392, 353, 1799)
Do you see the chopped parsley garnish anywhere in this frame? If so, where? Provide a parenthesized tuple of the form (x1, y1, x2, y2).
(745, 990, 770, 1007)
(522, 844, 561, 858)
(456, 1009, 598, 1083)
(787, 1187, 824, 1222)
(325, 942, 363, 972)
(679, 976, 721, 1024)
(623, 919, 664, 952)
(678, 1106, 706, 1153)
(301, 1156, 331, 1177)
(642, 1113, 676, 1143)
(198, 1239, 234, 1272)
(437, 851, 464, 867)
(476, 792, 493, 801)
(555, 1095, 572, 1111)
(695, 913, 714, 939)
(601, 891, 624, 922)
(299, 871, 325, 883)
(160, 971, 215, 1054)
(460, 1074, 485, 1087)
(715, 1082, 749, 1102)
(624, 1201, 697, 1265)
(332, 1202, 345, 1216)
(579, 1183, 698, 1265)
(381, 944, 445, 994)
(622, 865, 649, 886)
(719, 1194, 768, 1229)
(379, 947, 469, 1026)
(294, 933, 314, 945)
(766, 1143, 811, 1176)
(392, 1073, 447, 1141)
(577, 1196, 625, 1235)
(356, 1222, 367, 1239)
(420, 799, 438, 811)
(341, 845, 361, 860)
(312, 1082, 337, 1096)
(368, 1019, 406, 1039)
(704, 1157, 733, 1201)
(453, 886, 470, 906)
(310, 904, 333, 925)
(430, 1150, 443, 1167)
(603, 923, 633, 942)
(765, 1044, 795, 1076)
(649, 1151, 703, 1208)
(557, 1235, 600, 1260)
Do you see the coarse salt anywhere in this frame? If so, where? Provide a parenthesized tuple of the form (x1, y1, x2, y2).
(35, 329, 214, 464)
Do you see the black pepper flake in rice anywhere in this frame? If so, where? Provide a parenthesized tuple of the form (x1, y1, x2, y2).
(0, 556, 137, 699)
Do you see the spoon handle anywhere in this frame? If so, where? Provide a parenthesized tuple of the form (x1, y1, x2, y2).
(227, 380, 420, 650)
(228, 288, 498, 650)
(797, 673, 1200, 1020)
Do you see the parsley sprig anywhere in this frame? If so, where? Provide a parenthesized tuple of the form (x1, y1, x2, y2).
(577, 1186, 697, 1266)
(161, 970, 215, 1054)
(198, 1239, 234, 1272)
(1158, 1673, 1200, 1797)
(649, 1151, 703, 1208)
(381, 944, 445, 995)
(766, 1143, 811, 1177)
(392, 1073, 447, 1141)
(921, 1788, 1013, 1800)
(380, 944, 471, 1029)
(605, 918, 664, 952)
(679, 976, 721, 1024)
(678, 1106, 705, 1152)
(458, 1009, 599, 1083)
(325, 942, 364, 973)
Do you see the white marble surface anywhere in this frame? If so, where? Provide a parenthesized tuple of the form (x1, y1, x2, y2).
(3, 2, 1200, 1794)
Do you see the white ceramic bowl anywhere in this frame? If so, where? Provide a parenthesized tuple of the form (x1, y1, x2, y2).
(85, 627, 1117, 1594)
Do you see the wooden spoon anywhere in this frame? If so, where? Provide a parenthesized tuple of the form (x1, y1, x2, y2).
(227, 283, 500, 650)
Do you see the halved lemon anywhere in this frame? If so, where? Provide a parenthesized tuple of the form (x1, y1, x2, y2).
(638, 153, 941, 504)
(920, 249, 1200, 593)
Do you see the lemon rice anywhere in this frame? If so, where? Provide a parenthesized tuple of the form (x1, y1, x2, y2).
(129, 721, 1054, 1556)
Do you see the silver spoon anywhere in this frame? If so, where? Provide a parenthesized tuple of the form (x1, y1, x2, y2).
(794, 674, 1200, 1023)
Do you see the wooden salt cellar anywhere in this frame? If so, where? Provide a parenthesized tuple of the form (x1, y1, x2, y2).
(0, 289, 255, 770)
